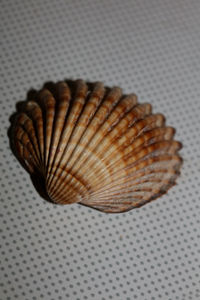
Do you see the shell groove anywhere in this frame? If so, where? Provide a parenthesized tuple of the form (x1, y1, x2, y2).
(10, 80, 182, 213)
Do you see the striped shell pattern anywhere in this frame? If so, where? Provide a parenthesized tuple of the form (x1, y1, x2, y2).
(11, 80, 182, 213)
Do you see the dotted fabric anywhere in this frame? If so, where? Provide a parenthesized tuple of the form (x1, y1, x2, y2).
(0, 0, 200, 299)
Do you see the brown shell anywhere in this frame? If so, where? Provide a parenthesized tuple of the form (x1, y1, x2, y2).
(10, 80, 182, 213)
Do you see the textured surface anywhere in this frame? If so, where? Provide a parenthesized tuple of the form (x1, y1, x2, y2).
(0, 0, 200, 299)
(11, 80, 182, 212)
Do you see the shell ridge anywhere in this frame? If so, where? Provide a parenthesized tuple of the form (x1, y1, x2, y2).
(14, 124, 42, 171)
(68, 113, 165, 190)
(91, 154, 182, 196)
(73, 103, 149, 173)
(23, 101, 45, 165)
(81, 126, 176, 188)
(50, 145, 114, 201)
(46, 80, 88, 188)
(85, 176, 178, 212)
(60, 87, 122, 171)
(50, 92, 138, 197)
(90, 140, 181, 190)
(53, 94, 138, 194)
(90, 169, 180, 199)
(48, 82, 105, 194)
(69, 100, 147, 177)
(14, 139, 34, 172)
(37, 89, 56, 169)
(88, 176, 177, 212)
(50, 87, 124, 196)
(15, 113, 42, 166)
(48, 167, 89, 204)
(15, 137, 34, 172)
(46, 82, 71, 177)
(91, 175, 179, 201)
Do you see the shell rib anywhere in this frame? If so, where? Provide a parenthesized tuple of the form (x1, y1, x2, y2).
(11, 80, 182, 213)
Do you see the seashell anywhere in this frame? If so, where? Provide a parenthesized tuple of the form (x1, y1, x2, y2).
(10, 80, 182, 213)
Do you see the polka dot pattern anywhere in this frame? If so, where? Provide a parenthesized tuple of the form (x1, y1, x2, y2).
(1, 0, 200, 299)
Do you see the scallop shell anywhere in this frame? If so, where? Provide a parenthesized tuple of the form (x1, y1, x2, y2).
(10, 80, 182, 213)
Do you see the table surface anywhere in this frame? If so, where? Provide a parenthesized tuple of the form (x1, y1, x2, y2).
(0, 0, 200, 299)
